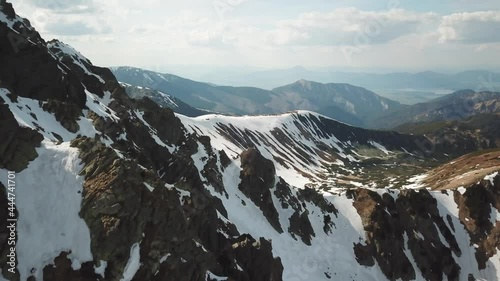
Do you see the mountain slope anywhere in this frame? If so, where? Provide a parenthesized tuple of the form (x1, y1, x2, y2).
(111, 66, 280, 115)
(271, 79, 402, 126)
(120, 82, 209, 117)
(2, 2, 500, 281)
(0, 3, 286, 279)
(111, 67, 403, 127)
(423, 148, 500, 190)
(176, 110, 500, 281)
(371, 90, 500, 128)
(176, 111, 434, 189)
(394, 113, 500, 155)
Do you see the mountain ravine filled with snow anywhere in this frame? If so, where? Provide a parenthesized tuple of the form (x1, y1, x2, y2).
(1, 1, 500, 281)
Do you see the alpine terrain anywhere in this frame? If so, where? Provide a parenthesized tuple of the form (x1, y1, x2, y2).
(1, 1, 500, 281)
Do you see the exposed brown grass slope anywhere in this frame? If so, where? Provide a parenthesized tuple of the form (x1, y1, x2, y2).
(424, 149, 500, 190)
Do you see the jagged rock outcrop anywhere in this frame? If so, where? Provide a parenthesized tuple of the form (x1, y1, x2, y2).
(135, 97, 187, 146)
(352, 188, 464, 281)
(288, 210, 315, 245)
(351, 175, 500, 281)
(0, 95, 43, 172)
(296, 186, 337, 234)
(274, 178, 301, 210)
(239, 148, 283, 233)
(229, 235, 284, 281)
(66, 117, 285, 281)
(198, 136, 227, 195)
(0, 20, 85, 109)
(454, 175, 500, 270)
(41, 99, 81, 133)
(42, 252, 98, 281)
(396, 190, 461, 281)
(352, 189, 416, 281)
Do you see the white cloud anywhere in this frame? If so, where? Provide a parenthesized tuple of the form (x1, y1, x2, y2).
(44, 19, 111, 35)
(8, 0, 500, 71)
(268, 29, 310, 45)
(439, 11, 500, 43)
(23, 0, 98, 13)
(15, 0, 111, 36)
(267, 8, 438, 46)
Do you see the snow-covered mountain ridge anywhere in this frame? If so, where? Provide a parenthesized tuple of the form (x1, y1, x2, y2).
(1, 1, 500, 281)
(119, 82, 209, 117)
(177, 111, 431, 190)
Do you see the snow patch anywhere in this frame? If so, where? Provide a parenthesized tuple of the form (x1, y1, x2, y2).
(143, 182, 154, 192)
(120, 243, 141, 281)
(48, 41, 105, 84)
(94, 260, 108, 278)
(402, 174, 427, 190)
(159, 254, 171, 264)
(0, 141, 93, 280)
(484, 172, 498, 185)
(0, 88, 99, 142)
(369, 141, 390, 155)
(206, 271, 228, 281)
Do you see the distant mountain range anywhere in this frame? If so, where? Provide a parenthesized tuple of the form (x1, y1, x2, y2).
(194, 66, 500, 92)
(112, 67, 500, 131)
(111, 66, 402, 127)
(326, 70, 500, 93)
(371, 90, 500, 128)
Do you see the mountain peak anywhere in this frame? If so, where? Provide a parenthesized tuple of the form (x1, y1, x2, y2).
(0, 0, 15, 19)
(296, 78, 312, 88)
(290, 65, 308, 71)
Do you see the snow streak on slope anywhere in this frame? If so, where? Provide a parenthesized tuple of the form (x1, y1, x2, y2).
(120, 243, 141, 281)
(48, 41, 105, 83)
(119, 82, 179, 108)
(0, 89, 99, 142)
(0, 141, 92, 281)
(182, 111, 500, 281)
(195, 149, 500, 280)
(201, 156, 387, 281)
(178, 111, 413, 189)
(0, 31, 155, 280)
(184, 124, 387, 280)
(433, 192, 500, 281)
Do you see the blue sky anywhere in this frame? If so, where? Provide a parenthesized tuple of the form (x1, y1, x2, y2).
(11, 0, 500, 75)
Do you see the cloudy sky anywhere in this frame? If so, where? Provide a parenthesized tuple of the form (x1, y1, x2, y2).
(11, 0, 500, 74)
